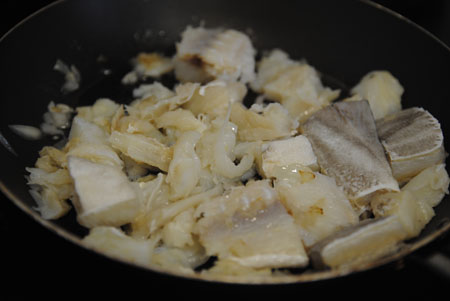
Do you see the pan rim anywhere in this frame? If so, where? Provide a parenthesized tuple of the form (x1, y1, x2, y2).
(0, 0, 66, 44)
(1, 0, 450, 285)
(361, 0, 450, 52)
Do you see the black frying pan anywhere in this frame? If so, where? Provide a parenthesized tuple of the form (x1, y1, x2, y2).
(1, 0, 450, 294)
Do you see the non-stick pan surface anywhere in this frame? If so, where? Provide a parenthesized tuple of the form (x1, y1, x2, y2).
(1, 0, 450, 295)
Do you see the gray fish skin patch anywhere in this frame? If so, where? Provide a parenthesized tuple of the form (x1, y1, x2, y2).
(301, 100, 399, 201)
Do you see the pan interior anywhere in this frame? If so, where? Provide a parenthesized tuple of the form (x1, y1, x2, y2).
(1, 0, 449, 284)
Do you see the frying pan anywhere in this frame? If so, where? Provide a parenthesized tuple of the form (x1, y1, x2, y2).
(1, 0, 450, 293)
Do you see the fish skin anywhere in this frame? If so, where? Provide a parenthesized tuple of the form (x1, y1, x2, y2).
(376, 107, 445, 182)
(376, 107, 443, 159)
(301, 100, 399, 202)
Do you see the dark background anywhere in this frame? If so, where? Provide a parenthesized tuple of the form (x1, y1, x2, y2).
(1, 0, 450, 298)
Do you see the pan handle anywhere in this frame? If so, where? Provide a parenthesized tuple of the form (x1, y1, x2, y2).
(405, 228, 450, 281)
(408, 251, 450, 280)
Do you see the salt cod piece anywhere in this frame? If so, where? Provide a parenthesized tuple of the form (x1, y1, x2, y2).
(195, 180, 308, 269)
(109, 131, 172, 172)
(371, 163, 449, 238)
(350, 70, 404, 120)
(122, 52, 174, 84)
(309, 216, 408, 269)
(183, 79, 247, 119)
(174, 26, 256, 84)
(66, 116, 123, 167)
(274, 168, 359, 247)
(250, 49, 340, 122)
(261, 135, 318, 178)
(230, 102, 299, 142)
(376, 107, 446, 183)
(301, 100, 399, 207)
(310, 164, 450, 269)
(82, 226, 155, 267)
(68, 156, 139, 228)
